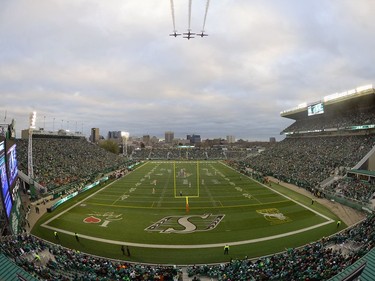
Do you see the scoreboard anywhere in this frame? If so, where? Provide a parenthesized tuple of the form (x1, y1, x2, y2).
(6, 143, 18, 188)
(0, 139, 12, 218)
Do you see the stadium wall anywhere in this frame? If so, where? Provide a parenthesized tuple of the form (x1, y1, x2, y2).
(323, 191, 373, 212)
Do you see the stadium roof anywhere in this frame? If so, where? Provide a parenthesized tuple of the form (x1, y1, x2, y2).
(0, 254, 39, 281)
(349, 170, 375, 177)
(328, 248, 375, 281)
(280, 86, 375, 120)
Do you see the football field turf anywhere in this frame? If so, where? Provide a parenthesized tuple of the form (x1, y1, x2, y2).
(33, 161, 342, 264)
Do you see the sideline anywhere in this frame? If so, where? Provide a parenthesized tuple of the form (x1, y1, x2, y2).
(267, 176, 366, 226)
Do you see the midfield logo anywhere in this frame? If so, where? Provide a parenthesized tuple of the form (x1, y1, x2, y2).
(145, 213, 225, 234)
(256, 208, 292, 225)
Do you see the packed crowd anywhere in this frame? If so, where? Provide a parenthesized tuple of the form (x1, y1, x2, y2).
(242, 135, 375, 190)
(16, 138, 130, 192)
(186, 214, 375, 280)
(283, 107, 375, 133)
(322, 177, 375, 203)
(0, 234, 182, 281)
(131, 148, 249, 161)
(2, 214, 374, 281)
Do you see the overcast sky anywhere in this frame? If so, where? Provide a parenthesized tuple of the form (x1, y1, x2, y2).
(0, 0, 374, 141)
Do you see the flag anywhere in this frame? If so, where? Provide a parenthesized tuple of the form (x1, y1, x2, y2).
(185, 196, 190, 213)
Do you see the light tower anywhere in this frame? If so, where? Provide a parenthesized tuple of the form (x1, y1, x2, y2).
(121, 131, 129, 157)
(28, 111, 37, 180)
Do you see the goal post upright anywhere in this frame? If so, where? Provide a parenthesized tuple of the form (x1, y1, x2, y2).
(173, 161, 176, 197)
(196, 160, 200, 197)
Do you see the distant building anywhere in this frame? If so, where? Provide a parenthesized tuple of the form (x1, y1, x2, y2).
(227, 135, 235, 143)
(187, 134, 201, 145)
(91, 128, 99, 144)
(269, 137, 276, 143)
(108, 131, 122, 140)
(143, 135, 150, 146)
(165, 131, 174, 144)
(150, 136, 159, 145)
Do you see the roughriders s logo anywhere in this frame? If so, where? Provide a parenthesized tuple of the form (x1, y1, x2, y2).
(256, 208, 292, 225)
(145, 214, 225, 234)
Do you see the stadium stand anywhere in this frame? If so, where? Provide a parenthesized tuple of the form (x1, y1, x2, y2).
(241, 135, 375, 190)
(0, 234, 183, 281)
(131, 147, 249, 161)
(282, 107, 375, 134)
(1, 86, 374, 280)
(16, 138, 132, 196)
(322, 177, 375, 204)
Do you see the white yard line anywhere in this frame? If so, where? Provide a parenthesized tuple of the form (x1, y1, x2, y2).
(42, 219, 332, 249)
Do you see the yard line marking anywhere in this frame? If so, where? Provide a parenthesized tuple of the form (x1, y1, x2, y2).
(42, 179, 121, 227)
(220, 162, 334, 223)
(111, 192, 128, 205)
(156, 164, 172, 207)
(41, 219, 333, 249)
(87, 199, 291, 209)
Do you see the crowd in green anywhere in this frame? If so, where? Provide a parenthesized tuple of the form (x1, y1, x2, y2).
(16, 138, 131, 194)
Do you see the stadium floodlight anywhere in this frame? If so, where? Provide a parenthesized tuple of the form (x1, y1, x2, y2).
(29, 111, 37, 129)
(28, 111, 37, 181)
(121, 131, 130, 157)
(297, 102, 307, 109)
(356, 84, 373, 92)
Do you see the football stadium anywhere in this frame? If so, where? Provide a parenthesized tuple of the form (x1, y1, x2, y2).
(0, 85, 375, 280)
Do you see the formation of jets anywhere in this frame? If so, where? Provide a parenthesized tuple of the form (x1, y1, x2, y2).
(169, 0, 210, 40)
(170, 30, 208, 40)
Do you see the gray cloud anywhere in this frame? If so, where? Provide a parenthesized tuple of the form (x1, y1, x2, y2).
(0, 0, 374, 141)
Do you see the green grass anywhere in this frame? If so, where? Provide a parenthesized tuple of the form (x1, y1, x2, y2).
(32, 161, 345, 264)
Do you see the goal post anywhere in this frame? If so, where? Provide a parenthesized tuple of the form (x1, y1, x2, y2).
(173, 161, 200, 198)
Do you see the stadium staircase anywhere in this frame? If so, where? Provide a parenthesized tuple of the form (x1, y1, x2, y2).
(18, 170, 46, 193)
(353, 144, 375, 170)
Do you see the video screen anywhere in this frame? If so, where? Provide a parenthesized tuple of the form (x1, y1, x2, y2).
(0, 140, 12, 218)
(308, 103, 324, 116)
(6, 143, 18, 188)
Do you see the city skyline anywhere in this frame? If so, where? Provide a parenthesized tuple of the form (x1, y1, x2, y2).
(1, 1, 374, 141)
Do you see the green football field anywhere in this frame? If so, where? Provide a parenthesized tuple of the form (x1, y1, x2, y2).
(33, 161, 343, 264)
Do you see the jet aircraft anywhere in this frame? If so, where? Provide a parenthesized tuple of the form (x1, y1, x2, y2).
(169, 31, 181, 37)
(183, 30, 195, 40)
(197, 31, 208, 37)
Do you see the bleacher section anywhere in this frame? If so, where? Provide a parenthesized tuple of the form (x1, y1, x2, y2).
(131, 147, 248, 161)
(16, 138, 131, 194)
